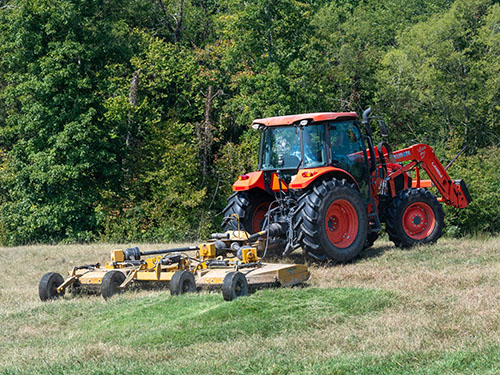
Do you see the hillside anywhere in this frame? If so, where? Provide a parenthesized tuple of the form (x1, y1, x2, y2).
(1, 237, 499, 374)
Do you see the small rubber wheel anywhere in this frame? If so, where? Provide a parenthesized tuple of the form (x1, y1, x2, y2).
(39, 272, 65, 301)
(169, 270, 196, 296)
(101, 270, 126, 300)
(222, 272, 248, 301)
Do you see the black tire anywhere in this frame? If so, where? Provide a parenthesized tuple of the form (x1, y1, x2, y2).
(39, 272, 65, 301)
(297, 179, 368, 262)
(101, 270, 126, 300)
(169, 270, 196, 296)
(222, 272, 248, 301)
(222, 190, 272, 233)
(386, 188, 444, 248)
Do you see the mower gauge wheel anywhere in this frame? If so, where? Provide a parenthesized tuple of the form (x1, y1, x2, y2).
(222, 272, 248, 301)
(39, 272, 65, 301)
(169, 270, 196, 296)
(101, 270, 126, 300)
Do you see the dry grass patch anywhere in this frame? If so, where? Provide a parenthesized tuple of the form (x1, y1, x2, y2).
(307, 237, 500, 353)
(0, 237, 499, 374)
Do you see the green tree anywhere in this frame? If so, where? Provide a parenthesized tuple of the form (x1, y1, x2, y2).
(376, 0, 500, 151)
(220, 0, 316, 125)
(304, 0, 453, 113)
(99, 33, 225, 241)
(0, 0, 144, 244)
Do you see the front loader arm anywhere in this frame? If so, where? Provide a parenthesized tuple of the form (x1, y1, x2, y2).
(389, 144, 471, 208)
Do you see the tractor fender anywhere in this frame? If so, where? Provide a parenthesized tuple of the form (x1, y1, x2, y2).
(232, 171, 266, 192)
(289, 167, 359, 190)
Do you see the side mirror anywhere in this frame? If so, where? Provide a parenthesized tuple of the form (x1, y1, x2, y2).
(378, 120, 388, 137)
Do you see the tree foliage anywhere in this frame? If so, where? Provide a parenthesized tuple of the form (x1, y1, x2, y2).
(0, 0, 498, 244)
(0, 0, 144, 243)
(376, 0, 500, 151)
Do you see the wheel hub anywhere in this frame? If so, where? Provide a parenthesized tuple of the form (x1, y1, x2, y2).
(402, 202, 436, 240)
(327, 216, 338, 231)
(324, 199, 358, 248)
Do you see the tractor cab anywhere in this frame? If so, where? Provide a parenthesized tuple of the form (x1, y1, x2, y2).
(254, 113, 370, 192)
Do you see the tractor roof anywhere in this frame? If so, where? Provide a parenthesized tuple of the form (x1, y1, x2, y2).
(252, 112, 358, 127)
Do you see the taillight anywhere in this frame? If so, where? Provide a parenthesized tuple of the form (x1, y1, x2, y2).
(238, 174, 250, 180)
(301, 171, 314, 178)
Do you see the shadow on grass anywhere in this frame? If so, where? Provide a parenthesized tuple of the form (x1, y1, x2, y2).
(359, 243, 395, 261)
(271, 242, 396, 267)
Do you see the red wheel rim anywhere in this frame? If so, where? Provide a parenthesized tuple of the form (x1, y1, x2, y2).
(324, 199, 358, 248)
(402, 202, 436, 240)
(251, 202, 270, 233)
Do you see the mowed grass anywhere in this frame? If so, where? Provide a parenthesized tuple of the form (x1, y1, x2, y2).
(0, 237, 499, 374)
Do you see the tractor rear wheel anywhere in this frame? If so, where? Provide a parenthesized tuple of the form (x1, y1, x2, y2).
(101, 270, 126, 300)
(222, 191, 272, 233)
(297, 179, 368, 262)
(169, 270, 196, 296)
(386, 188, 444, 248)
(39, 272, 65, 301)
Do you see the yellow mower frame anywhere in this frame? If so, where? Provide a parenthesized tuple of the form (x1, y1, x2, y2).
(39, 231, 310, 301)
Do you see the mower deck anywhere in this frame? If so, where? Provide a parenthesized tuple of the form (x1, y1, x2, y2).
(39, 232, 310, 302)
(196, 263, 310, 288)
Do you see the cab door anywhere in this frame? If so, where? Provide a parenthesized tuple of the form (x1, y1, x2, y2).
(328, 121, 370, 199)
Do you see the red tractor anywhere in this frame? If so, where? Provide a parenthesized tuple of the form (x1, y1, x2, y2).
(222, 108, 471, 262)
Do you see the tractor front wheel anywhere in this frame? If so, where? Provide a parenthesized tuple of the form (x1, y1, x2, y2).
(297, 179, 368, 262)
(386, 188, 444, 248)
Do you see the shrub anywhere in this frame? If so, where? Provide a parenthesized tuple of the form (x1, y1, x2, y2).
(443, 147, 500, 236)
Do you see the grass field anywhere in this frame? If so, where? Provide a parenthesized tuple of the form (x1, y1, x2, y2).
(0, 237, 499, 374)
